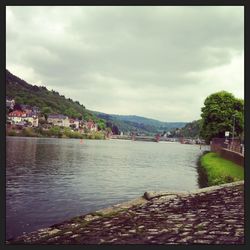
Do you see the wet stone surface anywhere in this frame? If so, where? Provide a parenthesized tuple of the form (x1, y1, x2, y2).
(7, 181, 244, 245)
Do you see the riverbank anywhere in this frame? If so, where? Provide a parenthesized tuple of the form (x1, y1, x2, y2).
(6, 126, 106, 140)
(199, 152, 244, 186)
(7, 181, 244, 244)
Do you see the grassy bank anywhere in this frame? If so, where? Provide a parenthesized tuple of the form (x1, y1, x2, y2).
(200, 152, 244, 186)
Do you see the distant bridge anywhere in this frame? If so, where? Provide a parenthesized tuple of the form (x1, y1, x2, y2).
(110, 135, 180, 143)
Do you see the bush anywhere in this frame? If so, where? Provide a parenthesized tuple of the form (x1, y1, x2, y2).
(21, 128, 37, 137)
(93, 131, 105, 139)
(7, 130, 17, 136)
(49, 126, 63, 137)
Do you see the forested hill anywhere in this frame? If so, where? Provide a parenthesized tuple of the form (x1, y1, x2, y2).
(6, 69, 188, 135)
(170, 119, 202, 138)
(92, 111, 187, 135)
(6, 69, 97, 121)
(110, 114, 186, 129)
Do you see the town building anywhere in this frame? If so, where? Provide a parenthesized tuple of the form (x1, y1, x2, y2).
(6, 97, 15, 110)
(86, 121, 98, 132)
(69, 118, 80, 129)
(8, 110, 38, 127)
(20, 104, 40, 115)
(47, 114, 70, 127)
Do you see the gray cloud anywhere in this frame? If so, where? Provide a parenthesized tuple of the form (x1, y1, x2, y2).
(6, 6, 244, 122)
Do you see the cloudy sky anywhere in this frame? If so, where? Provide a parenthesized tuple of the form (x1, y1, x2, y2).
(6, 6, 244, 122)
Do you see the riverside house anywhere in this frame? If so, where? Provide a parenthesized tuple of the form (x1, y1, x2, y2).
(47, 114, 70, 127)
(86, 121, 98, 132)
(8, 110, 39, 127)
(69, 118, 80, 130)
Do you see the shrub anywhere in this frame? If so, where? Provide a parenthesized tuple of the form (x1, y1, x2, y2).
(21, 128, 37, 137)
(7, 130, 17, 136)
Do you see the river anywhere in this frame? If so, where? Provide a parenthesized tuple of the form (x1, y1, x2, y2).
(6, 136, 209, 239)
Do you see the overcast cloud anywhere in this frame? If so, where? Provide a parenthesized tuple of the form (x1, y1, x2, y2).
(6, 6, 244, 122)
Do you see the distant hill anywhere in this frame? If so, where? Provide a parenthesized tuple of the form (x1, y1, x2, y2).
(170, 119, 202, 138)
(92, 111, 187, 135)
(6, 69, 188, 135)
(6, 69, 98, 122)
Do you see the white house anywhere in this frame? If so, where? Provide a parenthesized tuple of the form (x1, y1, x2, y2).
(8, 110, 38, 127)
(69, 118, 80, 129)
(47, 114, 70, 127)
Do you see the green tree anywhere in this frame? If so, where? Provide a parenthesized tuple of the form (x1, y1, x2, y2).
(97, 119, 106, 130)
(49, 126, 62, 137)
(200, 91, 244, 143)
(41, 106, 52, 120)
(15, 96, 23, 104)
(65, 107, 80, 118)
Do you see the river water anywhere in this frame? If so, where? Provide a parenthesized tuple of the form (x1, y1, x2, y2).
(6, 136, 209, 239)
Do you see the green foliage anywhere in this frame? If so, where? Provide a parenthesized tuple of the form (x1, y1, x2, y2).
(65, 107, 81, 119)
(200, 91, 244, 143)
(87, 131, 105, 139)
(63, 127, 84, 139)
(170, 119, 202, 138)
(6, 69, 100, 123)
(200, 152, 244, 186)
(21, 128, 37, 137)
(97, 119, 106, 130)
(15, 96, 23, 104)
(49, 126, 63, 137)
(7, 130, 17, 136)
(41, 106, 52, 120)
(93, 111, 187, 135)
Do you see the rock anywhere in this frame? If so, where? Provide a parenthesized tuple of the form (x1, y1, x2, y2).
(48, 229, 60, 235)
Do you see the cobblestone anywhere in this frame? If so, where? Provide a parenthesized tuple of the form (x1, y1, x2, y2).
(7, 181, 244, 244)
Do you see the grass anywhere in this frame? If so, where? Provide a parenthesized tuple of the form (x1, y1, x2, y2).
(200, 152, 244, 186)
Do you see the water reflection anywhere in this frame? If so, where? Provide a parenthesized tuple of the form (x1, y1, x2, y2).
(6, 137, 209, 239)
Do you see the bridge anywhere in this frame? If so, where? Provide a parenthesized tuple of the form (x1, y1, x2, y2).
(110, 135, 180, 143)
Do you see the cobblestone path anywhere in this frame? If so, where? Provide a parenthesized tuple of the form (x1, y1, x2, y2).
(7, 181, 244, 245)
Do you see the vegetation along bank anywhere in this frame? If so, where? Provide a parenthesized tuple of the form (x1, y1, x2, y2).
(199, 152, 244, 186)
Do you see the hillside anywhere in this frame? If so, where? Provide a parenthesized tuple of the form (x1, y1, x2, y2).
(6, 69, 98, 122)
(92, 111, 187, 135)
(170, 119, 202, 138)
(6, 69, 188, 135)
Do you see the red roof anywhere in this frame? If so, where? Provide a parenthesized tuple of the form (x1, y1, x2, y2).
(8, 111, 26, 117)
(87, 121, 96, 128)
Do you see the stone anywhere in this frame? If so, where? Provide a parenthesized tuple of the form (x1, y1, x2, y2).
(70, 234, 79, 238)
(48, 229, 60, 235)
(7, 182, 244, 245)
(128, 229, 136, 233)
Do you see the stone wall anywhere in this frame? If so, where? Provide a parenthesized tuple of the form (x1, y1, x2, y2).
(210, 138, 244, 167)
(220, 148, 244, 167)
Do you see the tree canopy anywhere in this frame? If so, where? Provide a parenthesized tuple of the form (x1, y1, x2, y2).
(200, 91, 244, 143)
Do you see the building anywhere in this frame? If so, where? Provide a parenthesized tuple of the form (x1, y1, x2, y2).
(47, 114, 70, 127)
(20, 104, 40, 115)
(8, 110, 25, 124)
(25, 112, 39, 127)
(86, 121, 98, 132)
(8, 110, 38, 127)
(6, 97, 15, 110)
(69, 118, 80, 129)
